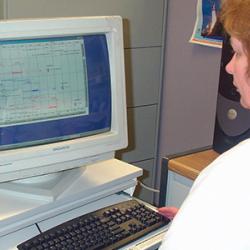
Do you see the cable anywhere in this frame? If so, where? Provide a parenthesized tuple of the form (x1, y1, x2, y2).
(138, 181, 160, 193)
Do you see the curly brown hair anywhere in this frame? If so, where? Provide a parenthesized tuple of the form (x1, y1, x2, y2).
(220, 0, 250, 72)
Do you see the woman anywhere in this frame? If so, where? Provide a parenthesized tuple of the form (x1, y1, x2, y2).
(159, 0, 250, 249)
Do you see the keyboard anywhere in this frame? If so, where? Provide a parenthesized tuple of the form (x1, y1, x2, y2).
(17, 199, 170, 250)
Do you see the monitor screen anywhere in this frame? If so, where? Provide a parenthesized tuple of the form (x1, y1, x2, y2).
(0, 16, 127, 184)
(0, 35, 111, 150)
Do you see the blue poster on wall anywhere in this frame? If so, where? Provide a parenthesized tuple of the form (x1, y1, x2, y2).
(190, 0, 223, 48)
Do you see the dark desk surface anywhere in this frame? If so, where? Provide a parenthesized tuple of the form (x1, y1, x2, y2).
(168, 149, 219, 180)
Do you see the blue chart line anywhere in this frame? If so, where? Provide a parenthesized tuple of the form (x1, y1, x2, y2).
(0, 38, 89, 126)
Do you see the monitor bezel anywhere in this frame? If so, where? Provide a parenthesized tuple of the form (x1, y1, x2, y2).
(0, 16, 127, 182)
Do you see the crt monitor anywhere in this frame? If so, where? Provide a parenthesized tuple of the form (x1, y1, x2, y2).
(0, 16, 127, 198)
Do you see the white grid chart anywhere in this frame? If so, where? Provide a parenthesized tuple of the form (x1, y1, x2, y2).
(0, 38, 89, 126)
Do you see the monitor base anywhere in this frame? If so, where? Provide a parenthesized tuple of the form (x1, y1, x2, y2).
(0, 167, 84, 202)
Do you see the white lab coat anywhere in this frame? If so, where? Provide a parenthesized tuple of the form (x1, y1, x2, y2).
(160, 139, 250, 250)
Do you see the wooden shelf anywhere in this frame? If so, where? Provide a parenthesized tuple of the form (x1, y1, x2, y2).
(168, 149, 219, 180)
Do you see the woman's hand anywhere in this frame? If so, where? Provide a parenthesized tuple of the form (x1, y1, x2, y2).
(158, 206, 179, 219)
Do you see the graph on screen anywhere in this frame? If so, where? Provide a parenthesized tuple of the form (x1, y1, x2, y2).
(0, 37, 89, 127)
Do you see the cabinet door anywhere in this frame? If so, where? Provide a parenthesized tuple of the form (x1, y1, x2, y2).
(125, 47, 161, 107)
(166, 170, 193, 208)
(116, 105, 158, 162)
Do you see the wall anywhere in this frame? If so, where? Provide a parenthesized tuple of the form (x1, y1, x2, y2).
(155, 0, 222, 203)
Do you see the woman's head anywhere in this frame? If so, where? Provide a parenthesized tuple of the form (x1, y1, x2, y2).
(221, 0, 250, 73)
(221, 0, 250, 108)
(226, 37, 250, 108)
